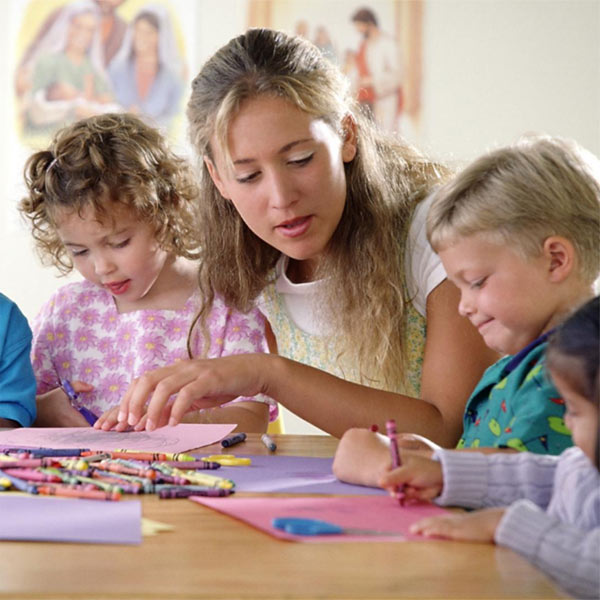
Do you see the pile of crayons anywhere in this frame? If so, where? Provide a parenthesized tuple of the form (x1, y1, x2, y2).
(0, 447, 237, 501)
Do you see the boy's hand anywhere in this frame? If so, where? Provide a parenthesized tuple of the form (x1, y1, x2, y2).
(379, 454, 444, 502)
(333, 428, 392, 487)
(396, 432, 440, 457)
(35, 382, 93, 427)
(410, 508, 506, 543)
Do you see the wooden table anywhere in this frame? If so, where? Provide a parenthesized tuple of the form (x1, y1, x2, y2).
(0, 434, 564, 599)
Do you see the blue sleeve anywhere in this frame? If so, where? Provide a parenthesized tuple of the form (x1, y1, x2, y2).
(0, 295, 37, 426)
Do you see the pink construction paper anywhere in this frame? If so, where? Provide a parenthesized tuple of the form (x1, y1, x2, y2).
(0, 424, 236, 453)
(191, 496, 449, 542)
(0, 495, 142, 544)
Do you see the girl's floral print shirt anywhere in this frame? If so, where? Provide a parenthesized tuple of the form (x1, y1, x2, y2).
(31, 280, 276, 419)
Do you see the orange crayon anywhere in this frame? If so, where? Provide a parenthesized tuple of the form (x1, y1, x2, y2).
(37, 485, 121, 501)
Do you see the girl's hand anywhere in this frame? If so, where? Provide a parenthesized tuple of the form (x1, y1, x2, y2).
(35, 381, 93, 427)
(410, 508, 506, 543)
(379, 454, 444, 502)
(332, 428, 391, 487)
(117, 354, 269, 431)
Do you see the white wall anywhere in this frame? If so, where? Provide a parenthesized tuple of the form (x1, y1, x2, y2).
(421, 0, 599, 163)
(1, 0, 598, 434)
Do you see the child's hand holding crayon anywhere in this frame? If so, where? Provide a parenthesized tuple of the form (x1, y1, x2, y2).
(378, 453, 444, 502)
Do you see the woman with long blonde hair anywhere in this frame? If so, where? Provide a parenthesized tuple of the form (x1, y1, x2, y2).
(111, 28, 496, 442)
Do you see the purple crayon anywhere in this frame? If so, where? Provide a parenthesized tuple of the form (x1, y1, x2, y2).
(158, 487, 234, 499)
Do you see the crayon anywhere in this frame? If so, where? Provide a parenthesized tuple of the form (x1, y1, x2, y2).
(29, 448, 90, 458)
(92, 470, 154, 493)
(100, 450, 197, 462)
(1, 468, 62, 483)
(96, 460, 156, 479)
(57, 459, 91, 471)
(385, 419, 404, 505)
(38, 467, 84, 484)
(0, 468, 38, 494)
(79, 453, 112, 463)
(75, 475, 124, 495)
(261, 433, 277, 452)
(153, 472, 190, 486)
(158, 487, 234, 499)
(158, 460, 221, 470)
(165, 468, 235, 489)
(37, 484, 121, 501)
(2, 448, 90, 458)
(221, 432, 247, 448)
(90, 474, 142, 494)
(0, 458, 50, 469)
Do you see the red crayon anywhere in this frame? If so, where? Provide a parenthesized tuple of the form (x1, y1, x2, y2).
(37, 485, 121, 501)
(96, 460, 156, 480)
(386, 419, 404, 505)
(3, 468, 62, 483)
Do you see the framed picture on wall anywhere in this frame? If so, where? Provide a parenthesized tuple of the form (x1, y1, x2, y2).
(246, 0, 424, 143)
(13, 0, 190, 147)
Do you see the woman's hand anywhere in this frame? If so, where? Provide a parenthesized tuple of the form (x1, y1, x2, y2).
(410, 508, 506, 543)
(115, 354, 270, 431)
(95, 405, 135, 431)
(34, 381, 93, 427)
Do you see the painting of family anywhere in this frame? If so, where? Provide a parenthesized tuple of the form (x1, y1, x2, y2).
(14, 0, 186, 141)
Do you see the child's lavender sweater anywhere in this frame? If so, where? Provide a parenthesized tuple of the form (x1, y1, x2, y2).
(433, 447, 600, 599)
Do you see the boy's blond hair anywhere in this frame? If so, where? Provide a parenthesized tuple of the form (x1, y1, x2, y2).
(427, 136, 600, 283)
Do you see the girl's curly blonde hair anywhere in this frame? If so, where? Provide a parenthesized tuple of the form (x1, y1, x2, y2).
(187, 29, 449, 390)
(20, 112, 201, 274)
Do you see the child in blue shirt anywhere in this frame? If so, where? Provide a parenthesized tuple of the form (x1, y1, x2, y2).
(333, 135, 599, 485)
(0, 293, 36, 427)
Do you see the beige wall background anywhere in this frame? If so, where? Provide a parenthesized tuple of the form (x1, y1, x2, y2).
(0, 0, 598, 434)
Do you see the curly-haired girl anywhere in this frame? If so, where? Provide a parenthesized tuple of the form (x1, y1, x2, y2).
(20, 112, 274, 431)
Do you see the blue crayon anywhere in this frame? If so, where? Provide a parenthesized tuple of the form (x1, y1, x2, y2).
(29, 448, 90, 457)
(0, 468, 38, 494)
(221, 432, 247, 448)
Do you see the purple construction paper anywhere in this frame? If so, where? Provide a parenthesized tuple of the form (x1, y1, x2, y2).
(194, 455, 387, 495)
(0, 495, 142, 544)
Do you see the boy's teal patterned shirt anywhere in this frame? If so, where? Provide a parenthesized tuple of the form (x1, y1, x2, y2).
(458, 336, 572, 454)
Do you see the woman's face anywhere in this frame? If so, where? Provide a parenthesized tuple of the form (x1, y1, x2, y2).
(67, 12, 97, 54)
(206, 95, 357, 281)
(133, 17, 159, 57)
